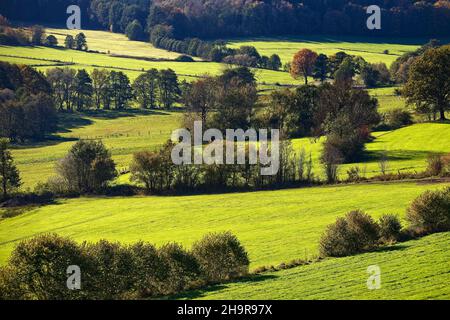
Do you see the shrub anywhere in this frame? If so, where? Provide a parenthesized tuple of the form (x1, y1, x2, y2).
(128, 242, 166, 297)
(426, 154, 444, 176)
(378, 214, 402, 243)
(175, 55, 195, 62)
(158, 243, 201, 295)
(406, 188, 450, 234)
(319, 210, 380, 257)
(385, 109, 413, 129)
(0, 265, 25, 300)
(192, 232, 250, 283)
(7, 233, 88, 300)
(82, 240, 136, 299)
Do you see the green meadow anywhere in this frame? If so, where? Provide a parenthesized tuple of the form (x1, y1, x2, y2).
(292, 122, 450, 180)
(0, 182, 448, 268)
(0, 45, 301, 85)
(11, 110, 182, 188)
(192, 232, 450, 300)
(46, 28, 184, 60)
(227, 35, 427, 65)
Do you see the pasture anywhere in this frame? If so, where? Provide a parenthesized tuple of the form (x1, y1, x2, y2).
(227, 35, 427, 66)
(192, 232, 450, 300)
(0, 182, 448, 267)
(46, 28, 184, 60)
(0, 45, 301, 85)
(11, 110, 182, 188)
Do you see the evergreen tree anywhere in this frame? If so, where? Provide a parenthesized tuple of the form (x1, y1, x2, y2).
(0, 138, 21, 200)
(64, 35, 74, 49)
(73, 69, 93, 110)
(74, 33, 87, 51)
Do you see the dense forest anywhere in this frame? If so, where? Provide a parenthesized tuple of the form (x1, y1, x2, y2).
(1, 0, 450, 38)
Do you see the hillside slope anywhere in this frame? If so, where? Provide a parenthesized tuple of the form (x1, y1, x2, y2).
(191, 232, 450, 300)
(1, 182, 448, 267)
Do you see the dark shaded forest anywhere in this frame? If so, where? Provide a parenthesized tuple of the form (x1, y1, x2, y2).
(1, 0, 450, 38)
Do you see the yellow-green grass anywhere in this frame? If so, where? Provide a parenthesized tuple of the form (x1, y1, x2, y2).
(11, 110, 182, 188)
(191, 232, 450, 300)
(46, 28, 184, 60)
(368, 87, 406, 113)
(227, 35, 426, 66)
(292, 122, 450, 180)
(0, 45, 302, 85)
(0, 182, 448, 267)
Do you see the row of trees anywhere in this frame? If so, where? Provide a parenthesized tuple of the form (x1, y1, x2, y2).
(46, 67, 181, 111)
(0, 231, 249, 299)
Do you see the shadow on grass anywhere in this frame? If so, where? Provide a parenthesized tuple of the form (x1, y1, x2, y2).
(11, 108, 176, 149)
(172, 274, 278, 300)
(359, 150, 443, 163)
(372, 244, 410, 253)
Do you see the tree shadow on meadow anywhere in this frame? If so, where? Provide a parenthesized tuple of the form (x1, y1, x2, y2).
(171, 274, 279, 300)
(359, 149, 443, 163)
(11, 108, 176, 149)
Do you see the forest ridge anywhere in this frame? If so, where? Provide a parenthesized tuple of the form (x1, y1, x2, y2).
(1, 0, 450, 38)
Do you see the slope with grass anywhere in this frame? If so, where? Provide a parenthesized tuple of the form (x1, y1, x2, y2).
(0, 182, 448, 267)
(46, 28, 184, 60)
(0, 45, 301, 85)
(227, 35, 428, 66)
(190, 232, 450, 300)
(11, 110, 182, 188)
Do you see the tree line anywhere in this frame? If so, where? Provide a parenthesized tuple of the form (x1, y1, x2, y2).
(46, 67, 181, 111)
(0, 231, 249, 299)
(2, 0, 450, 38)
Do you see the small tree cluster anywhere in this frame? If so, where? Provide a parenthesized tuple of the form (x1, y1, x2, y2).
(40, 140, 117, 195)
(289, 49, 391, 87)
(64, 33, 88, 51)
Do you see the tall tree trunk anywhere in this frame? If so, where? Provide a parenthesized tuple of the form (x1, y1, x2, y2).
(439, 107, 447, 121)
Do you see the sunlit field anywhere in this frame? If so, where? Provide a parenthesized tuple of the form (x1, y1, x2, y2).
(1, 182, 448, 268)
(227, 35, 427, 65)
(192, 232, 450, 300)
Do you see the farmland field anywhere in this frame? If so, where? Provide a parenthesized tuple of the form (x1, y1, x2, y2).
(0, 45, 301, 85)
(46, 28, 185, 60)
(0, 181, 448, 267)
(11, 110, 182, 188)
(1, 22, 450, 302)
(227, 35, 429, 65)
(191, 232, 450, 300)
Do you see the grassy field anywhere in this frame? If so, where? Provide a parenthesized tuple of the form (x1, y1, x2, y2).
(11, 110, 182, 188)
(189, 232, 450, 300)
(0, 181, 448, 267)
(227, 35, 428, 66)
(46, 28, 184, 60)
(0, 45, 301, 85)
(292, 122, 450, 180)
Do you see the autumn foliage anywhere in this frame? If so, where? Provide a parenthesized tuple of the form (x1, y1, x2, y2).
(290, 49, 318, 84)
